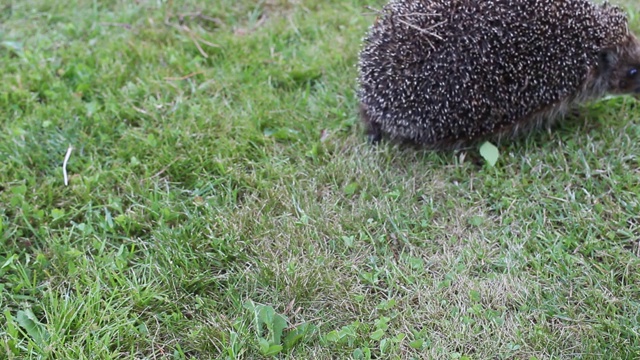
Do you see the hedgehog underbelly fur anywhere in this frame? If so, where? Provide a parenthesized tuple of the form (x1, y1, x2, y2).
(357, 0, 640, 149)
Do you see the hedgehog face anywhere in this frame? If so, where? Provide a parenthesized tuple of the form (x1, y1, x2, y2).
(606, 35, 640, 95)
(611, 65, 640, 94)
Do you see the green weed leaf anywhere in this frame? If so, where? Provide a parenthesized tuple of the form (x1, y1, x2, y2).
(370, 328, 384, 341)
(16, 309, 49, 347)
(344, 182, 359, 196)
(379, 338, 390, 353)
(258, 338, 270, 354)
(409, 338, 424, 349)
(258, 338, 283, 357)
(271, 312, 287, 345)
(324, 330, 341, 342)
(283, 323, 315, 350)
(469, 290, 481, 302)
(468, 215, 484, 227)
(353, 347, 372, 360)
(51, 208, 65, 220)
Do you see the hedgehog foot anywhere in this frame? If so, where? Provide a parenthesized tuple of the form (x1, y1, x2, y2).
(367, 132, 382, 144)
(359, 102, 383, 144)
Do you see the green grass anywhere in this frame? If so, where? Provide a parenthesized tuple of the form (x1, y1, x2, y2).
(2, 0, 640, 358)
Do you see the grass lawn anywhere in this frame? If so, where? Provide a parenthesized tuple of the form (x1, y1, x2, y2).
(2, 0, 640, 358)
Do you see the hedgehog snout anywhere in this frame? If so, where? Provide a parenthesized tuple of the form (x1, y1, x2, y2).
(613, 36, 640, 95)
(624, 66, 640, 94)
(633, 69, 640, 94)
(607, 63, 640, 95)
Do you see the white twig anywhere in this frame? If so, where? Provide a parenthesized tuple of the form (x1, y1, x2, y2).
(396, 18, 445, 40)
(394, 18, 446, 50)
(63, 145, 73, 186)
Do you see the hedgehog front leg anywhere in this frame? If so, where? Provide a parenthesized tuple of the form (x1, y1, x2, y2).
(359, 102, 382, 144)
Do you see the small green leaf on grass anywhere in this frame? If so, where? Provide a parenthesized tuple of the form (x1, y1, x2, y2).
(376, 298, 396, 310)
(263, 127, 299, 141)
(306, 142, 322, 159)
(289, 69, 322, 84)
(409, 338, 424, 349)
(51, 208, 65, 220)
(147, 134, 158, 147)
(324, 330, 341, 342)
(137, 323, 149, 335)
(353, 347, 371, 360)
(0, 255, 16, 276)
(344, 182, 359, 196)
(370, 328, 385, 341)
(479, 141, 499, 166)
(342, 235, 355, 247)
(1, 41, 23, 54)
(11, 184, 26, 196)
(468, 215, 484, 227)
(408, 256, 424, 270)
(374, 316, 390, 331)
(469, 290, 481, 302)
(380, 338, 390, 353)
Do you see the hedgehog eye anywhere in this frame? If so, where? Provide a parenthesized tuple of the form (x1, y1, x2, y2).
(629, 68, 639, 78)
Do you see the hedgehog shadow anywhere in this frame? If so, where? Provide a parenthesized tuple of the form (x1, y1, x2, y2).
(369, 104, 618, 166)
(508, 102, 629, 150)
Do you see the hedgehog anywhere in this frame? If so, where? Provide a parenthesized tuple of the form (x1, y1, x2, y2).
(357, 0, 640, 149)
